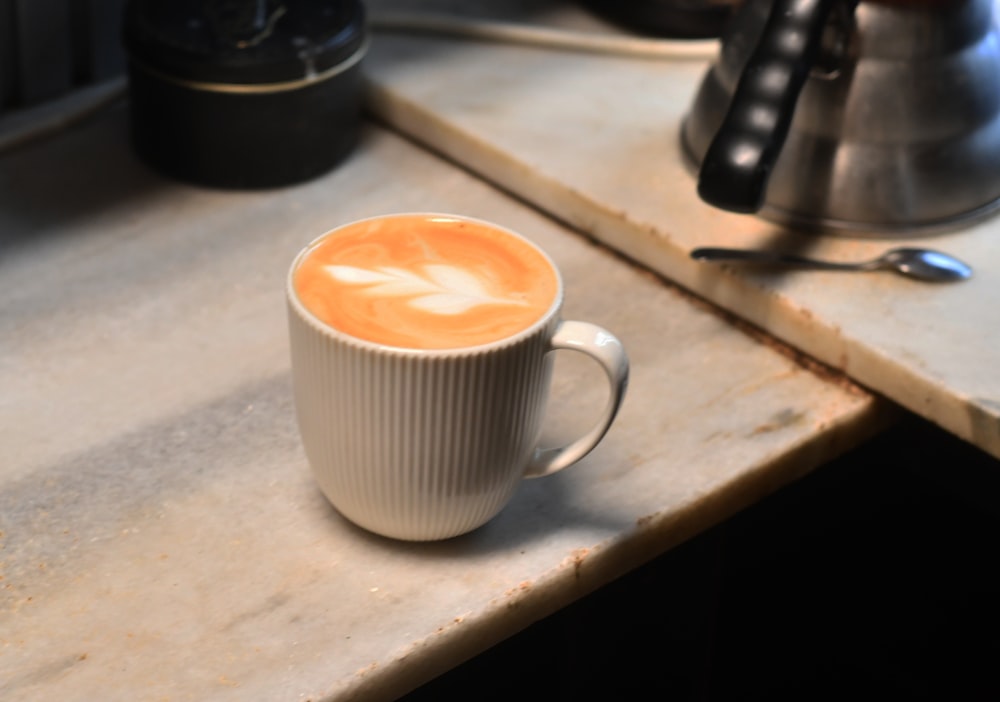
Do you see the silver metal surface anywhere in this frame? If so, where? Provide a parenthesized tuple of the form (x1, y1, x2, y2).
(682, 0, 1000, 236)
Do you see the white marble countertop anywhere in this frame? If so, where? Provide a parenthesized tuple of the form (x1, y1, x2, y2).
(0, 95, 886, 700)
(363, 0, 1000, 460)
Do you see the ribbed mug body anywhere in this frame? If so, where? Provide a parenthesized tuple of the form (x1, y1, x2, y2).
(288, 299, 558, 540)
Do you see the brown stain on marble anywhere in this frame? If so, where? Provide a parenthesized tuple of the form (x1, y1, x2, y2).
(432, 616, 467, 636)
(569, 548, 589, 580)
(355, 661, 378, 678)
(503, 581, 533, 598)
(750, 408, 807, 435)
(603, 250, 867, 395)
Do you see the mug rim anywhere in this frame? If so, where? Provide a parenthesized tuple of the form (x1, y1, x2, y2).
(286, 212, 565, 356)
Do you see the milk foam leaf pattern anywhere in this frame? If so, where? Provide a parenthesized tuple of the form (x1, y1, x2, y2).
(323, 264, 528, 315)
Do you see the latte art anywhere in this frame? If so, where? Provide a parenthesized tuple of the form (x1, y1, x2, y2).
(293, 214, 559, 349)
(323, 263, 530, 315)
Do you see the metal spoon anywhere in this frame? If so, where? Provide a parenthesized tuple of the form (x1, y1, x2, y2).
(690, 246, 972, 282)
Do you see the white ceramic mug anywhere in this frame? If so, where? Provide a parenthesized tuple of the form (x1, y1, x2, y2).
(287, 213, 629, 540)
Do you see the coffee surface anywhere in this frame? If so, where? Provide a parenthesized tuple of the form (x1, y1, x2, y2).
(293, 215, 559, 349)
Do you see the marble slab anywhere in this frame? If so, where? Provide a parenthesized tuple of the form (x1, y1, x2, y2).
(0, 104, 884, 700)
(362, 0, 1000, 460)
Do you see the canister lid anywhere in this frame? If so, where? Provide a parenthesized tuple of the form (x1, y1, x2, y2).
(123, 0, 367, 85)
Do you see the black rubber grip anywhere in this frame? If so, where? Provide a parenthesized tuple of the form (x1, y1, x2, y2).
(697, 0, 838, 213)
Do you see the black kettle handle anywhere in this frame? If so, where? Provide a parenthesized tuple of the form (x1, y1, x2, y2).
(697, 0, 840, 213)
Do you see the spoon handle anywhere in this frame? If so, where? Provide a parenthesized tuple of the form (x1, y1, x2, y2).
(690, 247, 872, 272)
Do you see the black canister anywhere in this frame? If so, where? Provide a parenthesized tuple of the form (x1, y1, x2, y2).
(122, 0, 368, 188)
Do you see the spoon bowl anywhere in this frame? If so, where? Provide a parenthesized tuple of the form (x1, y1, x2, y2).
(690, 246, 972, 283)
(879, 248, 972, 282)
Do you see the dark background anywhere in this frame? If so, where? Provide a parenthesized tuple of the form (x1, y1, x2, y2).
(402, 413, 1000, 700)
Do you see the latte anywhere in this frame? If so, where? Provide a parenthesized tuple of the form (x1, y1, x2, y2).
(293, 214, 560, 349)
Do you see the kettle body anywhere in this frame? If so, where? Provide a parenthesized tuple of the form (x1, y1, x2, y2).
(682, 0, 1000, 235)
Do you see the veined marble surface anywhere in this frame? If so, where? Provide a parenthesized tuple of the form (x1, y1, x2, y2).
(0, 104, 883, 700)
(363, 0, 1000, 459)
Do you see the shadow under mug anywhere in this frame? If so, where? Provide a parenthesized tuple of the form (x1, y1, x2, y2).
(286, 213, 629, 541)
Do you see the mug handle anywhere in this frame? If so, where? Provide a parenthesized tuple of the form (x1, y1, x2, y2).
(524, 320, 629, 478)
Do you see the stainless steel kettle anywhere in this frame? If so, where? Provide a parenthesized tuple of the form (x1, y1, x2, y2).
(681, 0, 1000, 235)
